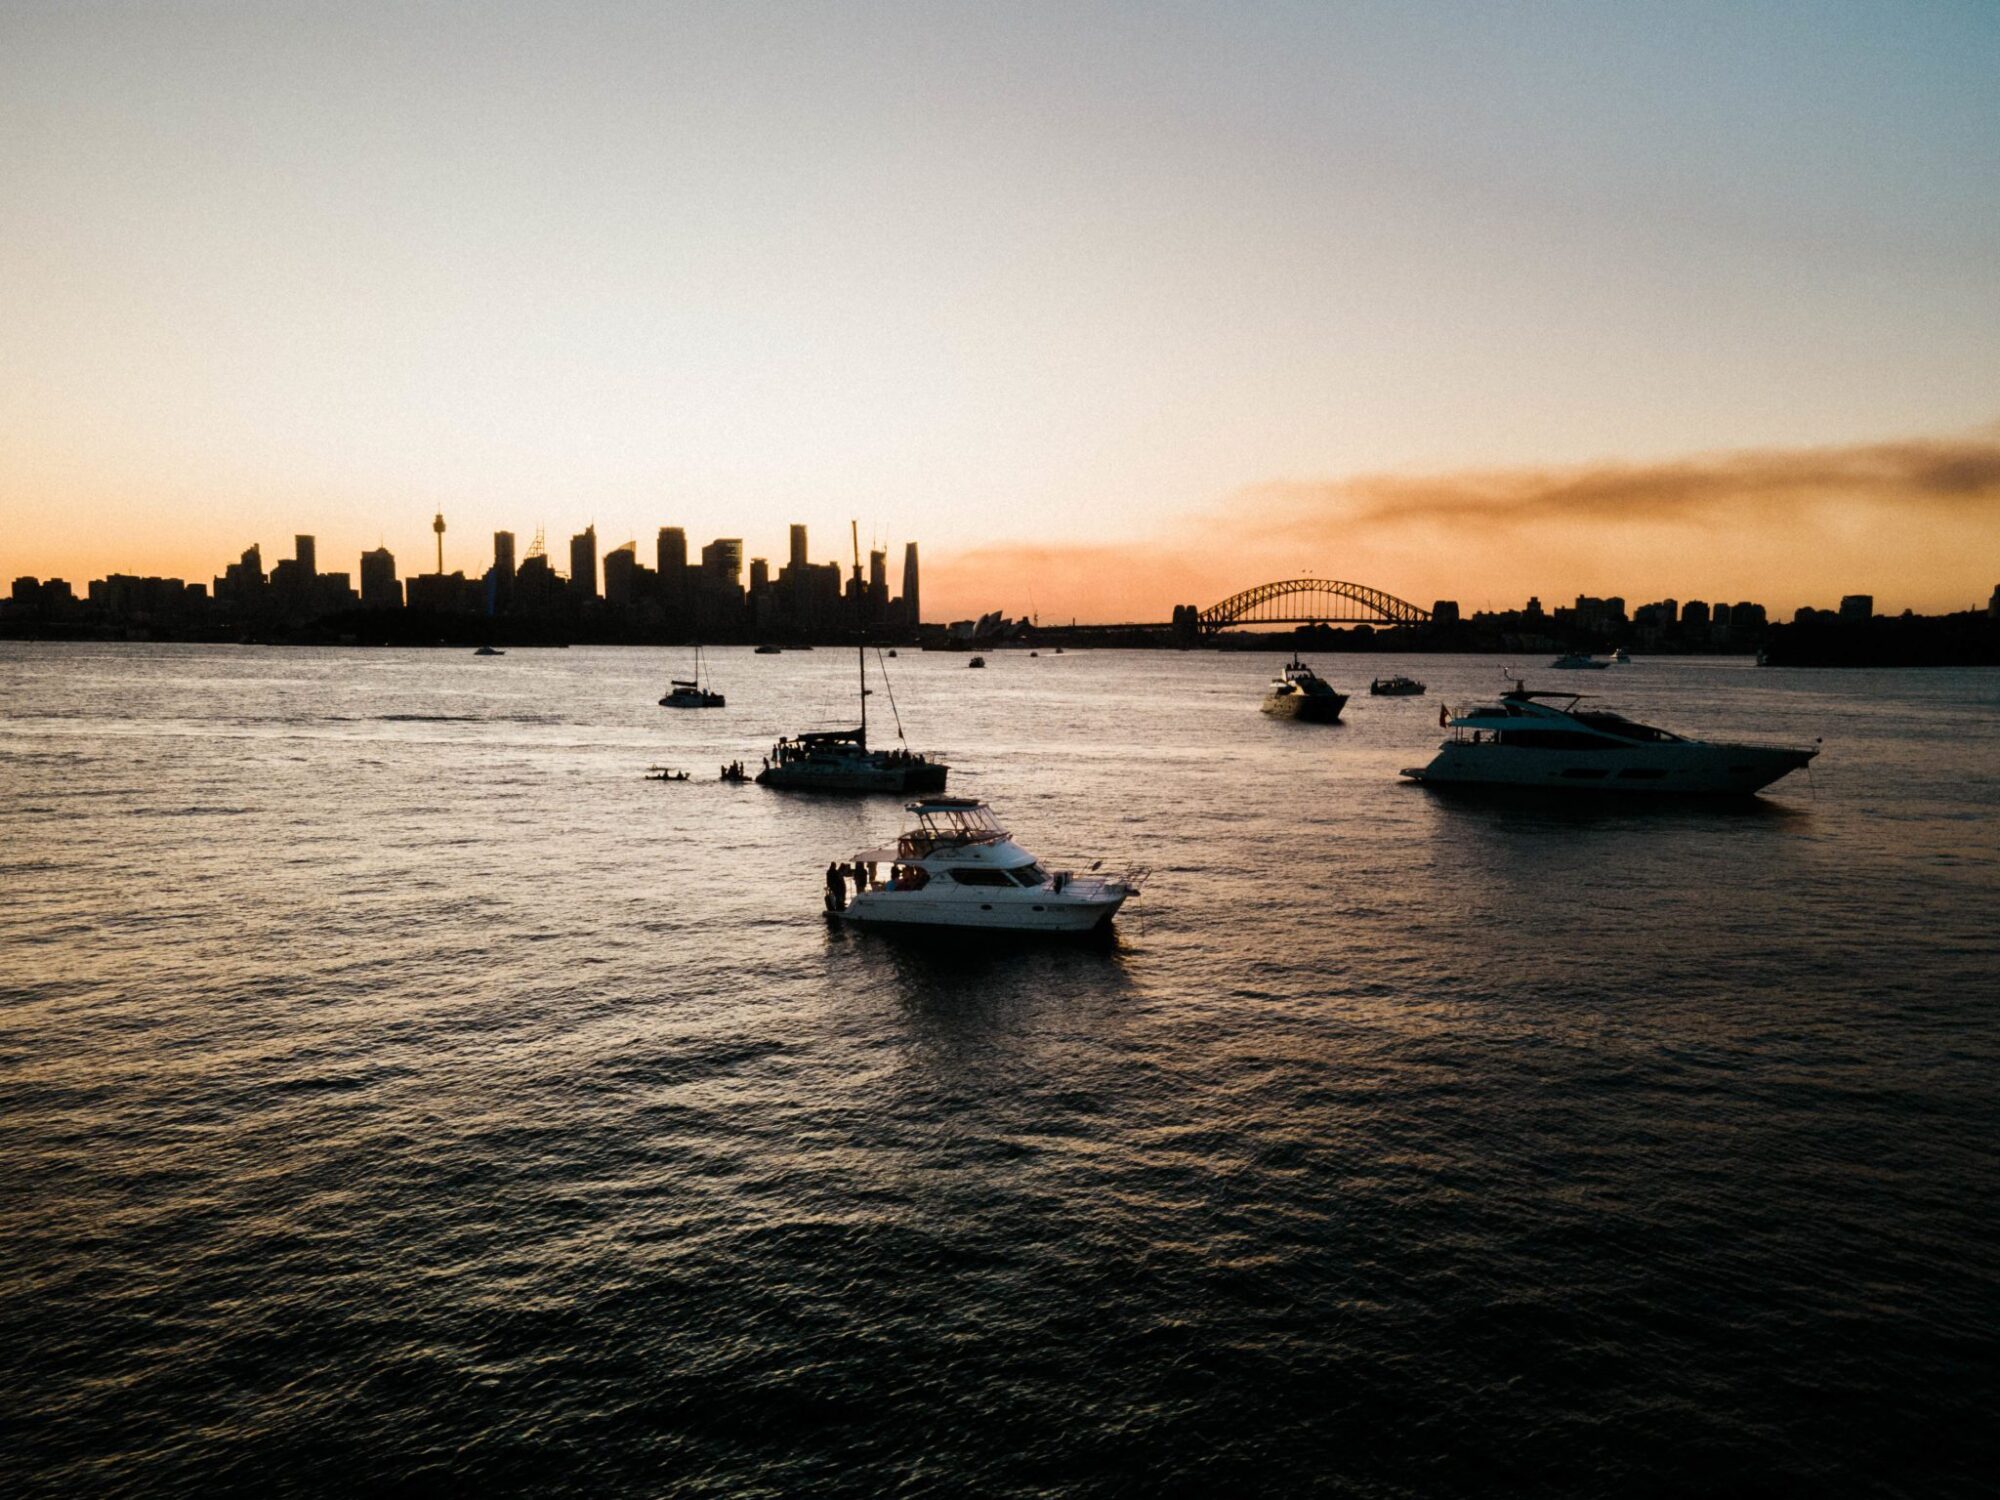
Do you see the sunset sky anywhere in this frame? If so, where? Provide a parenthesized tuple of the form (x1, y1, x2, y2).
(4, 1, 1997, 620)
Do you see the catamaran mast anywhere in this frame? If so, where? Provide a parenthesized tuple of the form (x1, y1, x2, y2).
(853, 520, 866, 749)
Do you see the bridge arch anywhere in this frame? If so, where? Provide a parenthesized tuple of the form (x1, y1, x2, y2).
(1198, 579, 1432, 631)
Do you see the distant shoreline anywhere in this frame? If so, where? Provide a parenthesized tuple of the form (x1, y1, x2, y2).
(6, 623, 1997, 668)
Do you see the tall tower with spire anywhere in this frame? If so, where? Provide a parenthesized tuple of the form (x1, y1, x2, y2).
(432, 512, 446, 575)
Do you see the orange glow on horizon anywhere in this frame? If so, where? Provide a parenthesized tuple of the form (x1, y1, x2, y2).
(8, 425, 1998, 625)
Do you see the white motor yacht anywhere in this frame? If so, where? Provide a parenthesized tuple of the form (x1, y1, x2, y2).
(1401, 684, 1819, 795)
(829, 797, 1142, 934)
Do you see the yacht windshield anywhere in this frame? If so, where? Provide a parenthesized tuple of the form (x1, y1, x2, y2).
(1575, 711, 1682, 743)
(916, 805, 1005, 843)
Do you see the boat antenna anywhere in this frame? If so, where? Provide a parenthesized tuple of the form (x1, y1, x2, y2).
(853, 520, 867, 750)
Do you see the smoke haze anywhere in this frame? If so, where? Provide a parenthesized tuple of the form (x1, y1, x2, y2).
(929, 428, 2000, 623)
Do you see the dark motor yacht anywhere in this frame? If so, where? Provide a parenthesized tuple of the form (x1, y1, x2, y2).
(1403, 684, 1819, 795)
(1263, 656, 1348, 722)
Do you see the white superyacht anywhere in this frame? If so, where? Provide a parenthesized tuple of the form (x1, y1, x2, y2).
(1402, 684, 1818, 795)
(827, 797, 1142, 934)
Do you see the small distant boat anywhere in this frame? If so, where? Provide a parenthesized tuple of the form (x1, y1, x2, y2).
(719, 761, 751, 783)
(660, 644, 725, 707)
(755, 644, 783, 655)
(887, 649, 898, 658)
(473, 645, 504, 656)
(1369, 675, 1426, 696)
(1549, 652, 1610, 670)
(827, 797, 1142, 935)
(1264, 656, 1347, 721)
(1611, 648, 1632, 664)
(968, 656, 986, 669)
(645, 766, 690, 783)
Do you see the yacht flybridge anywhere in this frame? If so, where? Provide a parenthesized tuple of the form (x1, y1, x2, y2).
(828, 797, 1142, 934)
(1402, 684, 1818, 795)
(756, 523, 949, 794)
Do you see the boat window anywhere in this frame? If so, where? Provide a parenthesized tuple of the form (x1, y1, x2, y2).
(1495, 730, 1623, 750)
(948, 868, 1015, 887)
(1576, 713, 1680, 743)
(1010, 866, 1048, 887)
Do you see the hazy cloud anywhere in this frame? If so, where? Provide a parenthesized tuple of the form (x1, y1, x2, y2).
(1239, 430, 2000, 536)
(929, 426, 2000, 621)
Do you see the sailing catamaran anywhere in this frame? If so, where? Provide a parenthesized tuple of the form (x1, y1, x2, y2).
(757, 524, 949, 793)
(659, 644, 724, 708)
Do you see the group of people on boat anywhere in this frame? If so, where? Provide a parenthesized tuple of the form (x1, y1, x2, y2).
(825, 859, 932, 908)
(720, 761, 749, 782)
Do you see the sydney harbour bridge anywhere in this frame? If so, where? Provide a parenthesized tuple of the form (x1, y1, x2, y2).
(1167, 578, 1438, 637)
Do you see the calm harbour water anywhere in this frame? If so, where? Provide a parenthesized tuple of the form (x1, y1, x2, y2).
(3, 642, 1997, 1496)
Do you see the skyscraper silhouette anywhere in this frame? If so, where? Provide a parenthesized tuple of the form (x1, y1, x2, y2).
(570, 525, 598, 598)
(359, 547, 400, 608)
(657, 526, 688, 613)
(492, 531, 516, 610)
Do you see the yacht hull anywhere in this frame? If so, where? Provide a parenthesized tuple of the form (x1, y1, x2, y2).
(841, 892, 1125, 932)
(1263, 693, 1347, 722)
(1402, 741, 1815, 795)
(759, 762, 949, 794)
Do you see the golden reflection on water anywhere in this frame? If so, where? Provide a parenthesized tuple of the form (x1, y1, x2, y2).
(2, 644, 1996, 1492)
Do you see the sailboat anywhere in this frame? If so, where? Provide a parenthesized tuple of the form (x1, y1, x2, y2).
(659, 644, 725, 708)
(756, 524, 949, 794)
